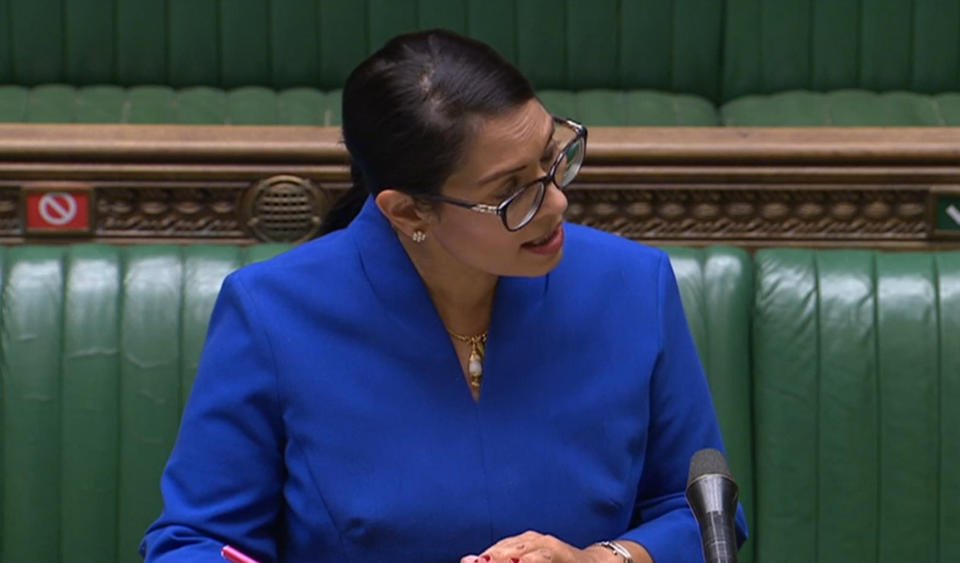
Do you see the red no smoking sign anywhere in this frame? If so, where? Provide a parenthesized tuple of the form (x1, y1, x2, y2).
(25, 190, 91, 233)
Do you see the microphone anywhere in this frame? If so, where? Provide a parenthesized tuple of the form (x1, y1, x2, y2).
(685, 448, 739, 563)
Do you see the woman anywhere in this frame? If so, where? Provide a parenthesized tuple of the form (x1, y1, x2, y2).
(141, 30, 746, 563)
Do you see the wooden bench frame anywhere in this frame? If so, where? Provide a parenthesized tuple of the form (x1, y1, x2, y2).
(2, 124, 959, 249)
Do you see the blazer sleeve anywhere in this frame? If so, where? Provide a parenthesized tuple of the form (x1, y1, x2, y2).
(618, 252, 748, 562)
(139, 274, 285, 562)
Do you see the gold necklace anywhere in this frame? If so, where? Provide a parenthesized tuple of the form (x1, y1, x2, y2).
(448, 330, 488, 392)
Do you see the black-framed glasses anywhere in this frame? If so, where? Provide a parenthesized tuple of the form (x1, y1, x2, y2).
(419, 116, 587, 231)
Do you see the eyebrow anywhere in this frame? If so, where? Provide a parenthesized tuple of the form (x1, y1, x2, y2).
(477, 119, 557, 185)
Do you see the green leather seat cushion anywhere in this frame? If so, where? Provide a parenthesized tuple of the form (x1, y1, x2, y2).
(0, 85, 720, 126)
(538, 90, 719, 126)
(8, 85, 960, 126)
(722, 90, 960, 126)
(0, 85, 345, 125)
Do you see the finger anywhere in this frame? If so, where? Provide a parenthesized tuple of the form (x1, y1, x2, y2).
(518, 548, 554, 562)
(481, 531, 543, 559)
(459, 556, 479, 563)
(473, 555, 515, 563)
(481, 547, 527, 561)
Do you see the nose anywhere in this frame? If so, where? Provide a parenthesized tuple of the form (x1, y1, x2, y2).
(541, 180, 568, 218)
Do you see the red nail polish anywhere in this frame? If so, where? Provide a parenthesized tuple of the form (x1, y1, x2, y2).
(511, 559, 520, 563)
(482, 556, 491, 562)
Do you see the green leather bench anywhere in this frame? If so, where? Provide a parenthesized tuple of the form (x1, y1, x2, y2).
(3, 0, 960, 126)
(2, 244, 957, 562)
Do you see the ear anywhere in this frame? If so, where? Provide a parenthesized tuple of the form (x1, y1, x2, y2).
(374, 189, 431, 238)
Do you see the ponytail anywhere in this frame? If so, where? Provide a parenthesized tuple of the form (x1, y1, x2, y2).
(319, 163, 371, 235)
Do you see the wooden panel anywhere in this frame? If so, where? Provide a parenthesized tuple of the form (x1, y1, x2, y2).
(0, 124, 959, 249)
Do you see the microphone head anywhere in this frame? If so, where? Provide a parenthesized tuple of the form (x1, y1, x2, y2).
(686, 448, 740, 563)
(687, 448, 733, 489)
(686, 448, 739, 515)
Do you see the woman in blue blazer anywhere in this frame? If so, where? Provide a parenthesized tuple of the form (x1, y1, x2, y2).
(141, 29, 746, 563)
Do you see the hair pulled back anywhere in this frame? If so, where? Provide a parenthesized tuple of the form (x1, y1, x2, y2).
(320, 29, 536, 234)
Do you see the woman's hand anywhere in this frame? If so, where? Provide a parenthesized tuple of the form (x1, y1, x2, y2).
(459, 530, 620, 563)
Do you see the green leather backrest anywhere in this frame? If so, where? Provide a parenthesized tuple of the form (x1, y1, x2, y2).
(0, 0, 725, 98)
(0, 242, 752, 562)
(753, 249, 960, 563)
(12, 244, 957, 562)
(0, 244, 287, 563)
(666, 246, 755, 563)
(8, 0, 960, 105)
(723, 0, 960, 101)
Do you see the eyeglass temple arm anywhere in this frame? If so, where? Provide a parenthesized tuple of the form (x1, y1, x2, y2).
(424, 194, 501, 216)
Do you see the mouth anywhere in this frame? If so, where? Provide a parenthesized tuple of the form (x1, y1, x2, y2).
(521, 223, 564, 254)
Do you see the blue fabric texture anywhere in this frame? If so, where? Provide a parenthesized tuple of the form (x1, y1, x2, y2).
(140, 197, 747, 562)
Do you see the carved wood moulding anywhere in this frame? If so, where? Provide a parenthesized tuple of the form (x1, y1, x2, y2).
(97, 186, 247, 238)
(0, 187, 18, 235)
(565, 185, 930, 241)
(1, 124, 959, 248)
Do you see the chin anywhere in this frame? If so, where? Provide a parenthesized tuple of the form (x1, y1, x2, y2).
(513, 247, 565, 277)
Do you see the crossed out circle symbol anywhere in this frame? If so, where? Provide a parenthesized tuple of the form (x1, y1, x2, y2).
(38, 192, 78, 226)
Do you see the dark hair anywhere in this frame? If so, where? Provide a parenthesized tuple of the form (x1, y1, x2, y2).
(320, 29, 536, 234)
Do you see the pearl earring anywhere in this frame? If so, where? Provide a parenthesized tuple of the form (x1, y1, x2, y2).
(412, 230, 427, 243)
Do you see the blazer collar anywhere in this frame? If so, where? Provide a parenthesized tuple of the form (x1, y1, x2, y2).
(348, 196, 549, 346)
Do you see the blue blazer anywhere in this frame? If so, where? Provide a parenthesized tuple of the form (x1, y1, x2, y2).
(141, 198, 747, 562)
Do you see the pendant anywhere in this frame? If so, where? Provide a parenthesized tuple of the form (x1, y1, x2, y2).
(468, 350, 482, 389)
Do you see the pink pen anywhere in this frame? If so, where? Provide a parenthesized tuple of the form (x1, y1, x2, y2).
(221, 545, 263, 563)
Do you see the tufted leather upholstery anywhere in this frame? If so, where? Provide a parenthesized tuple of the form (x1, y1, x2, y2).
(0, 85, 721, 126)
(11, 84, 960, 127)
(4, 1, 960, 125)
(753, 249, 960, 563)
(667, 247, 756, 563)
(722, 0, 960, 100)
(722, 90, 960, 126)
(0, 244, 288, 562)
(12, 84, 960, 127)
(0, 0, 723, 96)
(2, 244, 958, 562)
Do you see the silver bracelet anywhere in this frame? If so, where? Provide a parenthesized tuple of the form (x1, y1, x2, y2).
(594, 540, 634, 563)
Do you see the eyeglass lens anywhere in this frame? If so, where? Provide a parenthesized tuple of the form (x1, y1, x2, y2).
(505, 180, 545, 229)
(504, 131, 585, 230)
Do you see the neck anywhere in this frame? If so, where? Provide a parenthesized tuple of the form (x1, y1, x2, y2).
(399, 236, 497, 336)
